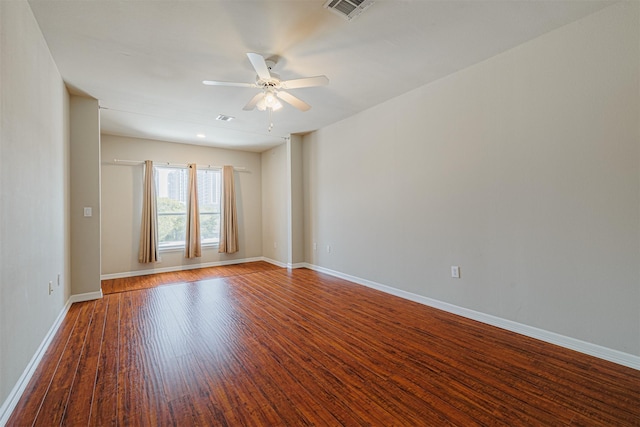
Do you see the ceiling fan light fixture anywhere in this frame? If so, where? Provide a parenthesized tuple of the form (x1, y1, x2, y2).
(264, 91, 277, 106)
(257, 92, 283, 111)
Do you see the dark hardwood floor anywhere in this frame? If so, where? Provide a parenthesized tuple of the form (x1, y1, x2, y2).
(8, 262, 640, 426)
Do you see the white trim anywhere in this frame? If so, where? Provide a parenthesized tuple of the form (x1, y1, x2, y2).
(69, 290, 103, 303)
(0, 300, 72, 425)
(303, 263, 640, 371)
(262, 257, 288, 268)
(287, 262, 307, 269)
(100, 257, 265, 280)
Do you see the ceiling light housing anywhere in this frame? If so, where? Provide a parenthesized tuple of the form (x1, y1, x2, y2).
(256, 91, 282, 111)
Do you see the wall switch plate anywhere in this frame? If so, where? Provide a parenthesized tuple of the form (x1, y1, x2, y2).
(451, 266, 460, 278)
(83, 207, 92, 217)
(48, 281, 53, 295)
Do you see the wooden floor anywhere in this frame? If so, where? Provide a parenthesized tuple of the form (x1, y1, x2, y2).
(8, 262, 640, 426)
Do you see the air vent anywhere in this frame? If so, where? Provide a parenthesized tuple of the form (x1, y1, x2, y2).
(323, 0, 374, 21)
(216, 114, 235, 122)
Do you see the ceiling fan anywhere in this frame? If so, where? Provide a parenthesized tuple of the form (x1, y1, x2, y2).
(203, 53, 329, 113)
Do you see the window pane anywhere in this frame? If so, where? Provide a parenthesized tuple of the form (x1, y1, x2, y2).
(198, 169, 221, 245)
(197, 169, 220, 213)
(156, 167, 188, 247)
(157, 167, 189, 206)
(158, 213, 186, 246)
(200, 213, 220, 244)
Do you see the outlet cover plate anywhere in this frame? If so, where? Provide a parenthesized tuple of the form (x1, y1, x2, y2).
(451, 266, 460, 278)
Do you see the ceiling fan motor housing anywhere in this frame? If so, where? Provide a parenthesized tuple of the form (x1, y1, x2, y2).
(257, 73, 281, 89)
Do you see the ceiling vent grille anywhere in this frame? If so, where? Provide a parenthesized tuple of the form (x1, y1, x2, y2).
(323, 0, 374, 21)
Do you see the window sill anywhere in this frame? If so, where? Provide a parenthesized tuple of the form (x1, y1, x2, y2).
(159, 242, 220, 253)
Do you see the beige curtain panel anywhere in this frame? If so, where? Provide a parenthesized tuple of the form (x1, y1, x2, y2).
(219, 165, 239, 254)
(138, 160, 159, 263)
(185, 163, 201, 258)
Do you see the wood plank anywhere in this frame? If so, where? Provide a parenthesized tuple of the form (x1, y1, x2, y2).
(88, 293, 120, 426)
(32, 301, 97, 426)
(60, 297, 109, 425)
(117, 289, 173, 425)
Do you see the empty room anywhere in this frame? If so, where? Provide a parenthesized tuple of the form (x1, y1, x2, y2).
(1, 0, 639, 425)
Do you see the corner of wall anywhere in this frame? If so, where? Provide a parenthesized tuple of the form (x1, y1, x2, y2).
(70, 96, 102, 296)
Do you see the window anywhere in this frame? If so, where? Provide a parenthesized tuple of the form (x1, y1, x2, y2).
(197, 168, 221, 245)
(155, 166, 221, 249)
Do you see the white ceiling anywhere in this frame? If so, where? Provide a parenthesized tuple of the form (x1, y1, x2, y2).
(28, 0, 613, 152)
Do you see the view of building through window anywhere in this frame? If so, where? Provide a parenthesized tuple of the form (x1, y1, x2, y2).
(155, 166, 220, 247)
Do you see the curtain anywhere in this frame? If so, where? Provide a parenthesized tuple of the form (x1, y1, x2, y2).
(185, 163, 201, 258)
(219, 165, 239, 254)
(138, 160, 159, 263)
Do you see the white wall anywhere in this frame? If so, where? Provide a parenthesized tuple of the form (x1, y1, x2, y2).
(303, 2, 640, 356)
(289, 135, 304, 265)
(261, 136, 305, 267)
(0, 0, 70, 409)
(101, 134, 263, 276)
(261, 142, 289, 264)
(70, 96, 101, 296)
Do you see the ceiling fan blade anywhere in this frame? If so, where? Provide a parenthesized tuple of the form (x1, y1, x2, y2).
(277, 91, 311, 112)
(202, 80, 256, 88)
(243, 92, 264, 111)
(280, 75, 329, 89)
(247, 53, 271, 81)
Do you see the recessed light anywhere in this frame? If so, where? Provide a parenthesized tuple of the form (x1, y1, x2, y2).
(216, 114, 235, 122)
(196, 133, 206, 138)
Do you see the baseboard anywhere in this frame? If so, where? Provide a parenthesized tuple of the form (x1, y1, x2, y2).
(100, 257, 265, 280)
(0, 300, 72, 426)
(287, 262, 307, 269)
(303, 263, 640, 371)
(69, 290, 103, 303)
(260, 258, 306, 269)
(262, 257, 288, 268)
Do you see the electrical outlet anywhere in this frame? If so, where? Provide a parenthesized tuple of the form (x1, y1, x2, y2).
(451, 266, 460, 278)
(273, 242, 277, 249)
(313, 242, 317, 252)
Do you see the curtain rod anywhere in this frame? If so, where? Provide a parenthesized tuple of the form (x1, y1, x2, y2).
(110, 158, 247, 172)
